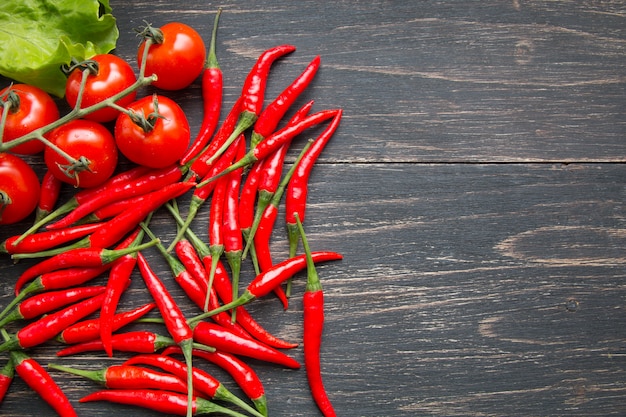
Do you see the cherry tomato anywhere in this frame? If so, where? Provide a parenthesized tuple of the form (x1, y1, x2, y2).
(114, 94, 190, 168)
(65, 54, 137, 123)
(0, 153, 41, 225)
(45, 120, 118, 188)
(0, 84, 60, 155)
(137, 22, 206, 90)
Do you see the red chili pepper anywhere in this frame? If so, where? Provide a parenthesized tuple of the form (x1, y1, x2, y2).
(0, 292, 106, 352)
(34, 170, 62, 224)
(9, 350, 77, 417)
(165, 346, 268, 417)
(14, 264, 111, 300)
(250, 55, 321, 148)
(238, 159, 264, 273)
(241, 143, 289, 260)
(188, 96, 243, 180)
(246, 138, 313, 266)
(190, 251, 343, 322)
(288, 99, 315, 125)
(58, 302, 155, 344)
(0, 359, 14, 405)
(46, 164, 183, 230)
(15, 165, 151, 244)
(165, 204, 298, 350)
(204, 175, 228, 310)
(1, 222, 101, 255)
(295, 214, 337, 416)
(196, 109, 340, 188)
(0, 285, 105, 328)
(49, 363, 190, 394)
(80, 389, 248, 417)
(286, 109, 342, 257)
(168, 134, 242, 252)
(123, 353, 264, 417)
(222, 137, 246, 321)
(100, 227, 144, 357)
(56, 330, 176, 357)
(87, 180, 194, 249)
(180, 10, 223, 166)
(199, 45, 297, 171)
(137, 251, 196, 417)
(13, 238, 158, 293)
(192, 321, 300, 369)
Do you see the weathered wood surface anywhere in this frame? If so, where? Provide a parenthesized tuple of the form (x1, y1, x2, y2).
(1, 1, 625, 416)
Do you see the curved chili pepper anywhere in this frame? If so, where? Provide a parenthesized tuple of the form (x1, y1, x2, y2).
(15, 165, 151, 244)
(180, 9, 223, 165)
(238, 159, 264, 274)
(137, 251, 195, 417)
(34, 170, 62, 224)
(196, 109, 340, 188)
(0, 292, 106, 352)
(0, 359, 14, 405)
(286, 109, 342, 257)
(189, 251, 343, 323)
(123, 353, 264, 417)
(58, 302, 155, 344)
(9, 349, 77, 417)
(169, 134, 243, 252)
(165, 346, 268, 417)
(46, 164, 183, 230)
(80, 389, 248, 417)
(100, 227, 144, 357)
(165, 203, 298, 350)
(0, 222, 101, 255)
(250, 55, 321, 148)
(296, 215, 337, 416)
(222, 136, 246, 321)
(188, 96, 243, 180)
(13, 238, 158, 293)
(87, 180, 195, 249)
(200, 44, 297, 172)
(0, 285, 105, 328)
(56, 330, 176, 357)
(192, 321, 301, 369)
(49, 363, 190, 394)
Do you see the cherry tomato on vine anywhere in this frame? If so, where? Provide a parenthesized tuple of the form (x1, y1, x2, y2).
(114, 94, 190, 168)
(0, 84, 60, 155)
(137, 22, 206, 90)
(65, 54, 137, 123)
(0, 153, 40, 224)
(45, 119, 118, 188)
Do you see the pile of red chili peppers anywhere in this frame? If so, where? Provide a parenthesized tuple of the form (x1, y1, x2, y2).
(0, 10, 342, 417)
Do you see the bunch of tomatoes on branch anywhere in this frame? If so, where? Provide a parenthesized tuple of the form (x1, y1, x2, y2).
(0, 8, 342, 417)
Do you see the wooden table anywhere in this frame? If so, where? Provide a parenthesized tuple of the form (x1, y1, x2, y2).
(1, 1, 624, 416)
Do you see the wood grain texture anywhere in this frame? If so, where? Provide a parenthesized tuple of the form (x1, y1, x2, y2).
(0, 0, 625, 416)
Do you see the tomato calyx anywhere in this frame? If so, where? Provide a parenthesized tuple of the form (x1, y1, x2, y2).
(54, 155, 93, 186)
(62, 58, 100, 77)
(0, 87, 20, 114)
(135, 21, 164, 45)
(127, 94, 165, 133)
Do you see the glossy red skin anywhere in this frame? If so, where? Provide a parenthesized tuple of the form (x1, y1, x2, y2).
(114, 95, 190, 168)
(0, 84, 59, 154)
(138, 22, 206, 90)
(65, 54, 137, 123)
(0, 153, 40, 225)
(45, 119, 118, 188)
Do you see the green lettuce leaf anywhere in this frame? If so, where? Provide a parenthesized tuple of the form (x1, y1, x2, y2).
(0, 0, 119, 97)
